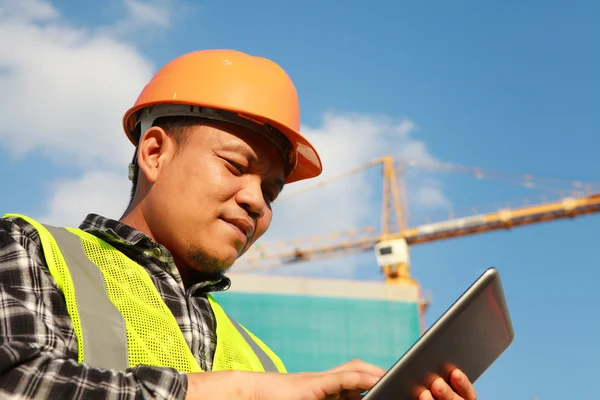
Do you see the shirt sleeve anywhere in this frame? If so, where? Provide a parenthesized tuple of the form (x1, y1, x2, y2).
(0, 218, 189, 400)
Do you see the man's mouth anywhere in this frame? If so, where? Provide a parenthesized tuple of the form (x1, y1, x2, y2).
(221, 217, 254, 242)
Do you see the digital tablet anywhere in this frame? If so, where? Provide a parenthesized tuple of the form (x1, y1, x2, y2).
(363, 267, 514, 400)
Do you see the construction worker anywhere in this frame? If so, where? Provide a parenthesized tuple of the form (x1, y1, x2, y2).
(0, 49, 477, 400)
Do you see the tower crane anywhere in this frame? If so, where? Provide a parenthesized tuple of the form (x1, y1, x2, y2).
(234, 156, 600, 294)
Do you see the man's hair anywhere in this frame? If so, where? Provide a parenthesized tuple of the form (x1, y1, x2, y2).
(128, 116, 203, 204)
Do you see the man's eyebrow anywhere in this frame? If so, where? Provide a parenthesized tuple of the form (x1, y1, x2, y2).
(219, 142, 258, 161)
(218, 142, 286, 190)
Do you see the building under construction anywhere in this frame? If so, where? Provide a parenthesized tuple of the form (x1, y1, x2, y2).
(214, 273, 422, 371)
(214, 155, 600, 372)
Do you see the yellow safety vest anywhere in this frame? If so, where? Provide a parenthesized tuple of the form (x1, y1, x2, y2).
(5, 214, 286, 374)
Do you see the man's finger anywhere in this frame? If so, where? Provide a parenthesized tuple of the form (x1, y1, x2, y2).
(418, 389, 435, 400)
(326, 359, 386, 378)
(449, 369, 477, 400)
(431, 377, 462, 400)
(319, 371, 379, 396)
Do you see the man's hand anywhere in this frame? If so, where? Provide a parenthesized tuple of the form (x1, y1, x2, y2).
(185, 359, 383, 400)
(185, 360, 477, 400)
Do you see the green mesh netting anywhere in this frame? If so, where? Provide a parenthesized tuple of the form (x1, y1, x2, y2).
(213, 291, 421, 372)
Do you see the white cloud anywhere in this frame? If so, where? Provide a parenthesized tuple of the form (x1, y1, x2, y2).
(0, 0, 158, 169)
(99, 0, 174, 40)
(0, 0, 59, 23)
(124, 0, 171, 28)
(413, 178, 450, 209)
(38, 170, 131, 227)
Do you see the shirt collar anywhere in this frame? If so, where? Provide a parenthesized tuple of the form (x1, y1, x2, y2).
(78, 213, 231, 293)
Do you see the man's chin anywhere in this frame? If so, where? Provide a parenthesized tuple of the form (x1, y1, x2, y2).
(185, 246, 236, 275)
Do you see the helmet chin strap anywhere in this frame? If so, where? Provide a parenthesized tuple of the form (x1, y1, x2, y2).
(127, 104, 296, 182)
(128, 154, 137, 181)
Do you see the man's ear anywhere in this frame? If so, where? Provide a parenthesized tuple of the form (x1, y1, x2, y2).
(136, 126, 177, 184)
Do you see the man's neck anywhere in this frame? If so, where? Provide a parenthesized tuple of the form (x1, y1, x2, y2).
(120, 205, 155, 241)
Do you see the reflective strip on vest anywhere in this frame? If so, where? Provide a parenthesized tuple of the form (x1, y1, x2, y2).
(44, 225, 279, 373)
(225, 314, 278, 373)
(44, 225, 129, 371)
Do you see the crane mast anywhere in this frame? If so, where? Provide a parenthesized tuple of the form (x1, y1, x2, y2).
(379, 155, 412, 284)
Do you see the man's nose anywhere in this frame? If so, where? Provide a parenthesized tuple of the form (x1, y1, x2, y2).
(235, 181, 267, 219)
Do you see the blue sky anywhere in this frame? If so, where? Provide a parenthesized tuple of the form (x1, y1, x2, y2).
(1, 0, 599, 399)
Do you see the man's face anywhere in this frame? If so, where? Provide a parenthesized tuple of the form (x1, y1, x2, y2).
(138, 120, 285, 275)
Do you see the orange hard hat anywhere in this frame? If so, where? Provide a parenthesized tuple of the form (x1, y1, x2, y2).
(122, 49, 322, 184)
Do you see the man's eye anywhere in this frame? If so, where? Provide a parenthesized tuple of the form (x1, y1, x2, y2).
(228, 160, 246, 174)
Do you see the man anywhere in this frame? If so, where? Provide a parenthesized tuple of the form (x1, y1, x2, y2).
(0, 49, 478, 400)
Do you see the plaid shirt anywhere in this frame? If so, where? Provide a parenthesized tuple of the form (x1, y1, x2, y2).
(0, 213, 231, 400)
